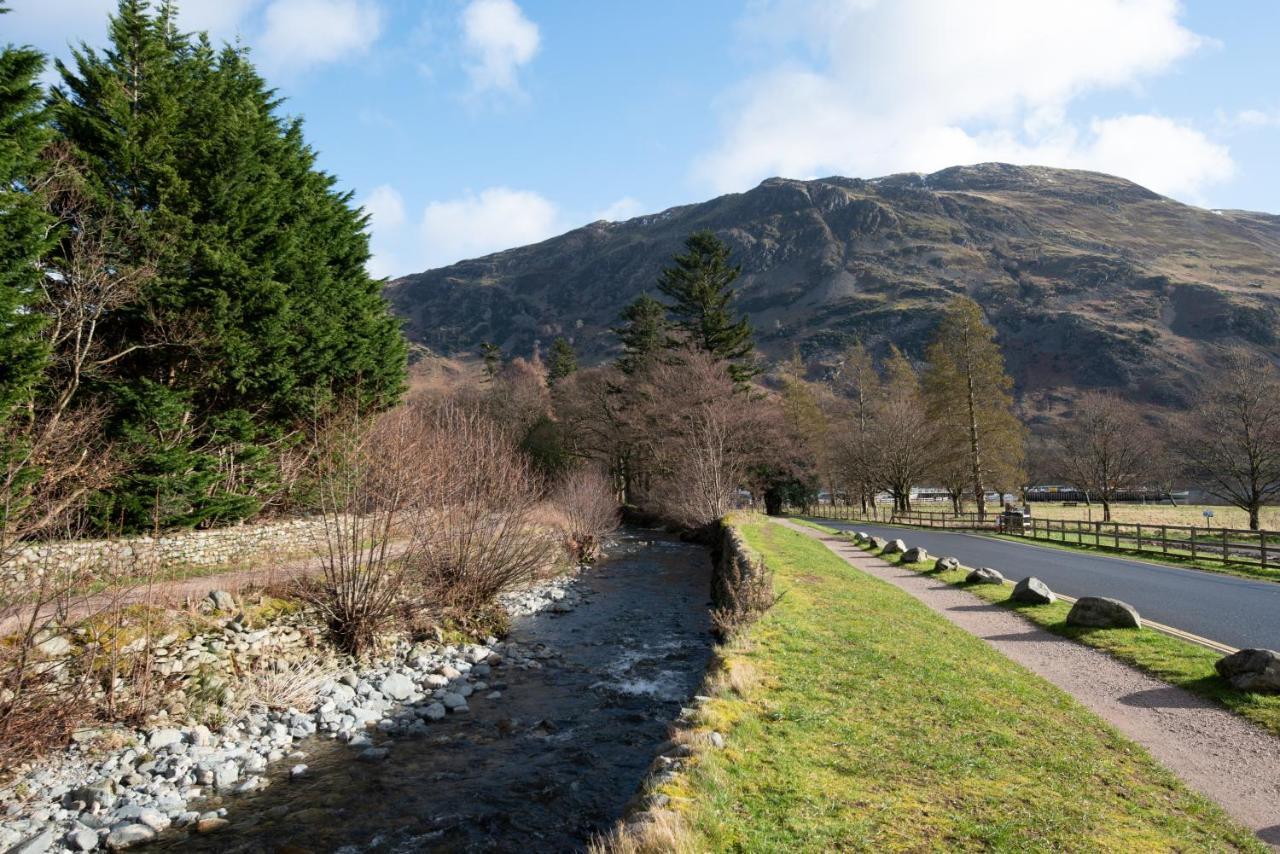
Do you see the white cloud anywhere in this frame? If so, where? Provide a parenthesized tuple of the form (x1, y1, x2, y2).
(460, 0, 540, 94)
(593, 196, 646, 222)
(257, 0, 382, 72)
(699, 0, 1232, 202)
(419, 187, 560, 268)
(5, 1, 261, 54)
(362, 184, 406, 230)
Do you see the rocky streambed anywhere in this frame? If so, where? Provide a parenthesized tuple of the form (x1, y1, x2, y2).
(1, 528, 714, 853)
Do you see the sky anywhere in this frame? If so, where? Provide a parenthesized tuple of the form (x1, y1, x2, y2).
(6, 0, 1280, 278)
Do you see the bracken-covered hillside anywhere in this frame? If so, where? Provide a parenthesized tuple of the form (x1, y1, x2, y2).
(386, 163, 1280, 421)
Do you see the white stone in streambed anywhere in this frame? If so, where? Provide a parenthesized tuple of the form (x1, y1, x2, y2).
(420, 702, 447, 721)
(10, 827, 56, 854)
(66, 828, 99, 851)
(105, 823, 155, 850)
(136, 808, 170, 832)
(379, 673, 414, 701)
(289, 764, 308, 779)
(146, 729, 184, 750)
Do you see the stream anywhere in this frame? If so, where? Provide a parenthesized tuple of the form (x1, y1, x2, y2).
(152, 528, 714, 853)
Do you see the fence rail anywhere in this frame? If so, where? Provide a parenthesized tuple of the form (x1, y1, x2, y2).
(806, 504, 1280, 571)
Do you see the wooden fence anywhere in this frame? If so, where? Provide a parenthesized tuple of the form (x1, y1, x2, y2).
(806, 504, 1280, 570)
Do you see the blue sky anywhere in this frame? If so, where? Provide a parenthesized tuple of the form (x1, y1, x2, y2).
(8, 1, 1280, 278)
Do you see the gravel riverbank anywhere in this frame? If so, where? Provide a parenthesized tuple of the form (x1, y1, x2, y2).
(0, 570, 589, 853)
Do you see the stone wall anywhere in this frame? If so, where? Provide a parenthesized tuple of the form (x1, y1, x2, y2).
(7, 518, 328, 581)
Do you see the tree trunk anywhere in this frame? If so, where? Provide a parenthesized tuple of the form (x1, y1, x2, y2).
(1249, 503, 1260, 531)
(1102, 499, 1111, 523)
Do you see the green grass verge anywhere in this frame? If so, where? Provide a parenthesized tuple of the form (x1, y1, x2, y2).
(797, 518, 1280, 739)
(671, 520, 1264, 852)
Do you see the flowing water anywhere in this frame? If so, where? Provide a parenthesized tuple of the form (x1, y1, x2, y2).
(154, 528, 714, 853)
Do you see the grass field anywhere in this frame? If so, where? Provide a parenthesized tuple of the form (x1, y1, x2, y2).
(918, 501, 1280, 531)
(796, 519, 1280, 738)
(664, 519, 1263, 852)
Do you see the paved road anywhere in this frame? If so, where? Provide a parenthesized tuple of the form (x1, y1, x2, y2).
(805, 517, 1280, 651)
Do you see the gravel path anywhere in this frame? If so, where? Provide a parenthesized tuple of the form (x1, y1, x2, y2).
(0, 545, 407, 637)
(778, 519, 1280, 849)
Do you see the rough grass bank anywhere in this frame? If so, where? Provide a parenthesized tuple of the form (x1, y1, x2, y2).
(651, 519, 1262, 852)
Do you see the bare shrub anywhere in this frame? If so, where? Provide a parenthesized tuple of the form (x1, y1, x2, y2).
(409, 403, 554, 614)
(304, 405, 424, 656)
(710, 547, 776, 639)
(551, 466, 619, 562)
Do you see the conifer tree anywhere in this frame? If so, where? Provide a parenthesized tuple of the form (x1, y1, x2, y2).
(49, 0, 406, 530)
(546, 337, 577, 387)
(0, 12, 50, 421)
(657, 231, 757, 384)
(922, 296, 1024, 519)
(613, 294, 668, 374)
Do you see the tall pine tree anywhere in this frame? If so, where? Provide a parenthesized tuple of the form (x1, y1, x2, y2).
(0, 10, 50, 421)
(49, 1, 406, 530)
(656, 231, 757, 384)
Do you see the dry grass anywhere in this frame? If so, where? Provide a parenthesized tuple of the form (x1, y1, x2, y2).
(915, 500, 1280, 530)
(588, 810, 697, 854)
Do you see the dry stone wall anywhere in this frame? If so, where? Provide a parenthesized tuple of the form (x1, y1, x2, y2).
(7, 518, 328, 582)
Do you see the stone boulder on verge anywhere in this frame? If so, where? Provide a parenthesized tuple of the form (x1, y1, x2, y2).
(1066, 596, 1141, 629)
(853, 531, 869, 543)
(867, 537, 887, 550)
(934, 556, 960, 572)
(1011, 576, 1055, 605)
(1215, 648, 1280, 693)
(901, 547, 929, 563)
(965, 566, 1005, 585)
(882, 539, 906, 555)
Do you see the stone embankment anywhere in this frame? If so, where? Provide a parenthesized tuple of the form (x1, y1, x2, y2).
(0, 574, 587, 852)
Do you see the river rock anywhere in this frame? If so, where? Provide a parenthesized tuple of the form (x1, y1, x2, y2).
(34, 632, 72, 658)
(379, 673, 414, 701)
(10, 828, 55, 854)
(882, 539, 906, 555)
(934, 556, 960, 572)
(106, 823, 155, 850)
(1011, 576, 1055, 604)
(901, 547, 928, 563)
(965, 566, 1005, 585)
(207, 590, 235, 612)
(196, 817, 229, 834)
(358, 747, 389, 762)
(441, 692, 468, 711)
(147, 728, 184, 750)
(66, 829, 98, 852)
(1066, 596, 1141, 629)
(1215, 648, 1280, 692)
(136, 808, 171, 832)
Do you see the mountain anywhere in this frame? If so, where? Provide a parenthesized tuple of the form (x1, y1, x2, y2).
(385, 163, 1280, 421)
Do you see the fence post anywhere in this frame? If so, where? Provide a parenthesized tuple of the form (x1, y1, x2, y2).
(1161, 525, 1168, 556)
(1114, 523, 1120, 550)
(1222, 529, 1229, 564)
(1262, 532, 1268, 570)
(1190, 529, 1197, 562)
(1136, 523, 1142, 553)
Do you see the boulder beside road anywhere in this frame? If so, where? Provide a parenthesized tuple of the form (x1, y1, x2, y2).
(1215, 648, 1280, 693)
(1066, 596, 1142, 629)
(1011, 576, 1055, 605)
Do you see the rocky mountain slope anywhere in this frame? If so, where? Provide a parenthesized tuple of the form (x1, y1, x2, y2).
(386, 163, 1280, 419)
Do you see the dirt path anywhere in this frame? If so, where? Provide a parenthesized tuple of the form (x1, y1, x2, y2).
(0, 546, 404, 637)
(777, 519, 1280, 849)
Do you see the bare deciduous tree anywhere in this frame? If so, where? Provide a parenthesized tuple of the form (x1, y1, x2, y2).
(1050, 392, 1153, 522)
(1180, 349, 1280, 530)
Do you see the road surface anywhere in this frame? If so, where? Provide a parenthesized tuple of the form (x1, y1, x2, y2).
(805, 517, 1280, 651)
